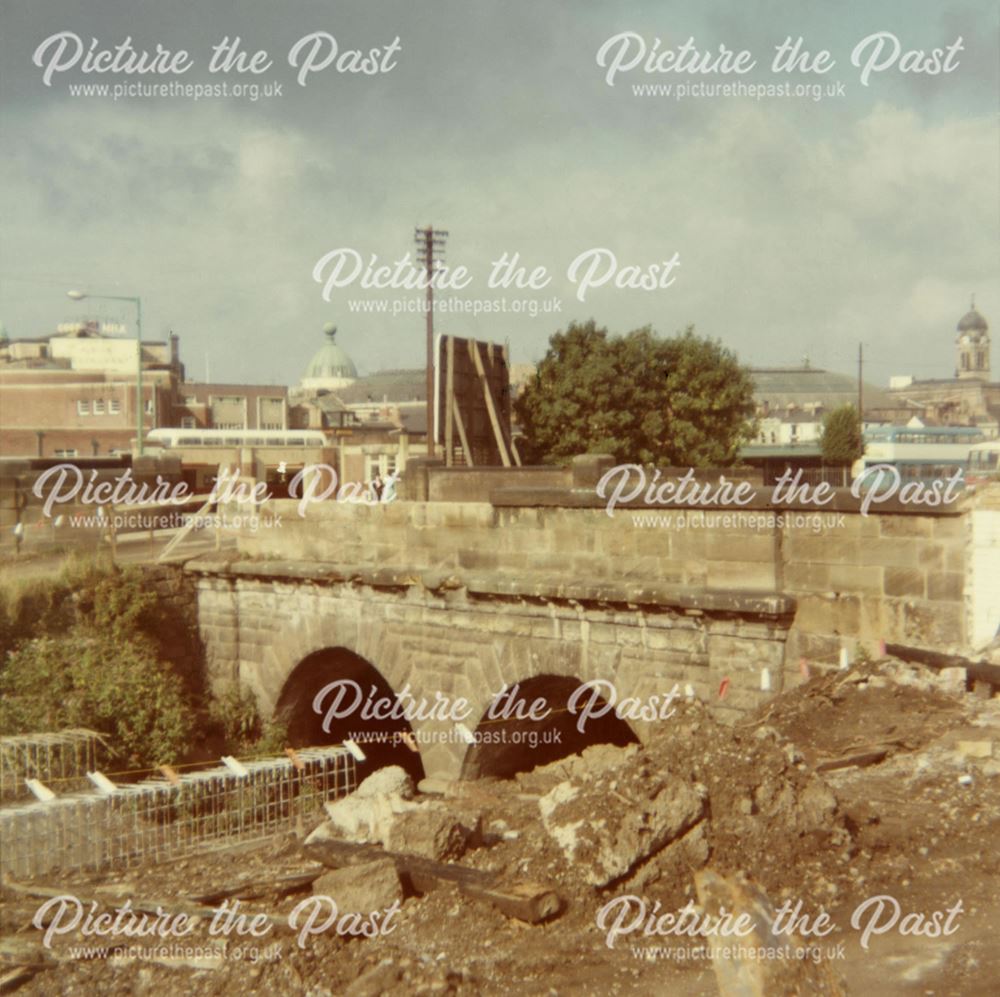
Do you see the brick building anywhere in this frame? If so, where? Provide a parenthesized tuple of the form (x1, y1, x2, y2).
(0, 322, 289, 457)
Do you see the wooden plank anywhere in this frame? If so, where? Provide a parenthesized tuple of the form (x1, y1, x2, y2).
(303, 839, 560, 924)
(468, 339, 511, 467)
(500, 341, 520, 464)
(184, 870, 322, 906)
(452, 399, 474, 467)
(885, 643, 1000, 687)
(445, 335, 455, 467)
(815, 748, 889, 773)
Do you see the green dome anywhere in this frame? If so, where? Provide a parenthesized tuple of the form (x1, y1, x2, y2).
(304, 325, 357, 381)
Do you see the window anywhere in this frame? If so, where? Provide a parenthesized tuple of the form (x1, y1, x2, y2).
(93, 399, 105, 415)
(180, 416, 196, 429)
(77, 400, 90, 415)
(262, 422, 283, 430)
(366, 454, 397, 478)
(145, 399, 154, 415)
(54, 448, 78, 457)
(109, 399, 121, 415)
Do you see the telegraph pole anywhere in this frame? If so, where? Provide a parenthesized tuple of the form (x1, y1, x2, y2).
(415, 226, 448, 458)
(857, 342, 863, 422)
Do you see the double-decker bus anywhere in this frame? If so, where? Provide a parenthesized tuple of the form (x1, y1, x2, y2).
(966, 440, 1000, 484)
(857, 426, 984, 484)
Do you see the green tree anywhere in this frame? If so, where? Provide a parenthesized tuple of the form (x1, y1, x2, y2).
(514, 321, 757, 465)
(820, 404, 864, 465)
(0, 560, 281, 768)
(0, 633, 193, 767)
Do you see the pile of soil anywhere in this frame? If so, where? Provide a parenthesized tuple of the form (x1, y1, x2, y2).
(755, 658, 967, 767)
(4, 657, 1000, 995)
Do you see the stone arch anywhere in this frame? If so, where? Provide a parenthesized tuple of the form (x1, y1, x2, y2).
(274, 647, 425, 784)
(459, 673, 639, 780)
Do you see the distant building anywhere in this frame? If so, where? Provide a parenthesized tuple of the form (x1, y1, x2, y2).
(299, 324, 358, 392)
(740, 365, 895, 482)
(955, 302, 991, 381)
(0, 321, 182, 457)
(0, 321, 290, 457)
(173, 383, 288, 432)
(746, 365, 892, 445)
(290, 326, 429, 482)
(887, 302, 998, 435)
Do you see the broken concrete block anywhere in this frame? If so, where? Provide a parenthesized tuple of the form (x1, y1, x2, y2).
(938, 666, 967, 694)
(355, 765, 415, 800)
(307, 789, 420, 847)
(973, 679, 993, 699)
(384, 804, 479, 861)
(313, 857, 403, 914)
(695, 869, 847, 996)
(539, 775, 705, 887)
(416, 777, 457, 796)
(957, 740, 993, 759)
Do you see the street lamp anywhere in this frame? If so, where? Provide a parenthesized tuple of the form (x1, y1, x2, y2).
(67, 290, 144, 456)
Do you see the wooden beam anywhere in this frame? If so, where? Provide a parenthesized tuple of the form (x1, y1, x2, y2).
(885, 643, 1000, 688)
(303, 839, 561, 924)
(815, 747, 889, 773)
(452, 398, 473, 466)
(501, 342, 521, 466)
(445, 335, 455, 467)
(468, 339, 511, 467)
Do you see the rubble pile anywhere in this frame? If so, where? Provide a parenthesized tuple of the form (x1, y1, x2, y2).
(4, 657, 999, 995)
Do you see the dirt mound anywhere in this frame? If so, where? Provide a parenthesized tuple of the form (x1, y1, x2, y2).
(448, 700, 853, 910)
(7, 657, 999, 996)
(597, 701, 850, 907)
(754, 657, 968, 767)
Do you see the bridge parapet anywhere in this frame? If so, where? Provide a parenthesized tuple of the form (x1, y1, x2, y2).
(217, 471, 977, 680)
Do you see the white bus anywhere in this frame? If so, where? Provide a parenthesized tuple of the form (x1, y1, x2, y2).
(966, 440, 1000, 483)
(146, 428, 328, 449)
(859, 426, 983, 483)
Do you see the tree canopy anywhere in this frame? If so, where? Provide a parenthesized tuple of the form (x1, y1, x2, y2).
(820, 404, 864, 465)
(514, 321, 757, 466)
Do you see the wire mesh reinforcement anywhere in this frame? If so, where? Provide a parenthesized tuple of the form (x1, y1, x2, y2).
(0, 729, 104, 804)
(0, 746, 357, 880)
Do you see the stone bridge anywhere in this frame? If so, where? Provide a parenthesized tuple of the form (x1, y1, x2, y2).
(190, 559, 791, 781)
(188, 458, 992, 783)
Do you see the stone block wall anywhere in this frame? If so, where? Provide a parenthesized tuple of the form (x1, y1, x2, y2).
(225, 487, 980, 671)
(190, 561, 793, 779)
(780, 509, 969, 684)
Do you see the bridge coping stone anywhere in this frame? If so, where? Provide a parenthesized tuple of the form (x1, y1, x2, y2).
(185, 558, 796, 619)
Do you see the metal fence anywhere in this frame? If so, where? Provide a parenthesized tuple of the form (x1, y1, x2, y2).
(0, 746, 356, 880)
(0, 729, 104, 804)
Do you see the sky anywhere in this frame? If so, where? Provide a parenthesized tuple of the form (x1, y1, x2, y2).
(1, 0, 997, 389)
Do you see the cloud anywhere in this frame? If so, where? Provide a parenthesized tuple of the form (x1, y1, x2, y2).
(0, 1, 996, 389)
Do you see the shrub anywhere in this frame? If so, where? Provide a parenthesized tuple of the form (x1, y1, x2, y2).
(0, 633, 192, 767)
